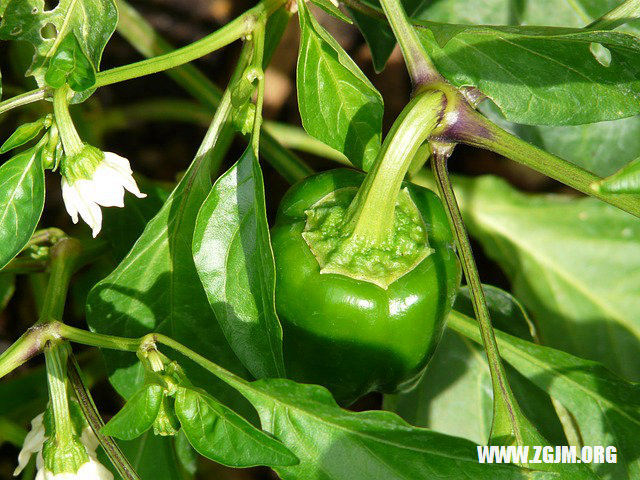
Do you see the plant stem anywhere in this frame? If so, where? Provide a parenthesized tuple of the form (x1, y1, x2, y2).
(347, 90, 444, 243)
(36, 238, 83, 325)
(430, 147, 524, 445)
(44, 342, 74, 444)
(67, 355, 140, 480)
(115, 0, 313, 183)
(446, 108, 640, 218)
(342, 0, 386, 19)
(55, 324, 249, 394)
(95, 0, 286, 89)
(251, 17, 267, 156)
(378, 0, 442, 87)
(2, 257, 49, 274)
(52, 87, 83, 156)
(587, 0, 640, 30)
(0, 0, 313, 183)
(0, 88, 47, 116)
(0, 238, 82, 380)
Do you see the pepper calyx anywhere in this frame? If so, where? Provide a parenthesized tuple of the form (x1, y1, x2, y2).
(302, 186, 434, 289)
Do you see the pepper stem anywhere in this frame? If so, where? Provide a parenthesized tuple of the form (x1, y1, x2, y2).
(52, 86, 84, 156)
(44, 341, 75, 444)
(345, 89, 445, 245)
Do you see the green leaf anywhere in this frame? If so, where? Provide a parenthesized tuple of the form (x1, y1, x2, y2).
(101, 384, 164, 441)
(385, 327, 567, 447)
(348, 8, 395, 73)
(175, 386, 298, 468)
(0, 117, 47, 153)
(417, 0, 640, 175)
(412, 0, 640, 34)
(193, 146, 285, 379)
(86, 118, 250, 412)
(384, 328, 493, 443)
(450, 310, 640, 480)
(455, 285, 537, 341)
(101, 179, 170, 263)
(0, 144, 45, 271)
(297, 0, 383, 170)
(174, 429, 198, 476)
(347, 0, 424, 72)
(449, 174, 640, 381)
(44, 32, 96, 91)
(115, 431, 189, 480)
(417, 24, 640, 125)
(310, 0, 353, 24)
(0, 0, 117, 91)
(234, 379, 555, 480)
(594, 156, 640, 193)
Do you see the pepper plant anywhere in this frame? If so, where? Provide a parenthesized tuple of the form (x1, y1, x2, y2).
(0, 0, 639, 478)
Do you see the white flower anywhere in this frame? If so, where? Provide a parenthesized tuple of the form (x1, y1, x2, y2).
(14, 413, 45, 476)
(15, 413, 112, 480)
(61, 149, 146, 238)
(35, 456, 113, 480)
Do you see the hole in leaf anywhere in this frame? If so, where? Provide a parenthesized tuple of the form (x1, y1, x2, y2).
(43, 0, 59, 11)
(40, 23, 57, 40)
(10, 26, 22, 35)
(32, 6, 38, 14)
(589, 42, 612, 67)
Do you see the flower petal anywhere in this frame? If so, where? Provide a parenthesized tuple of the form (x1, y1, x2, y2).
(89, 164, 125, 207)
(103, 152, 146, 199)
(14, 413, 46, 476)
(72, 181, 103, 237)
(79, 427, 99, 454)
(102, 151, 132, 174)
(61, 179, 80, 224)
(76, 457, 114, 480)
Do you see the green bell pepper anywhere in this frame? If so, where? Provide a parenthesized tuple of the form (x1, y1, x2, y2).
(271, 168, 461, 404)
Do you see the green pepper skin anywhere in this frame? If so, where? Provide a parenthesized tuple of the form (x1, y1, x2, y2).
(271, 169, 461, 405)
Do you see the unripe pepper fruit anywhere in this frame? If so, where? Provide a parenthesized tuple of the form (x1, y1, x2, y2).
(271, 168, 461, 405)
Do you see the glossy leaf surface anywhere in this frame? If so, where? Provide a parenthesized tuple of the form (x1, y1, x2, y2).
(450, 311, 640, 480)
(0, 145, 45, 270)
(175, 386, 298, 468)
(452, 175, 640, 381)
(86, 118, 249, 409)
(235, 379, 555, 480)
(418, 24, 640, 125)
(101, 384, 163, 441)
(297, 0, 383, 170)
(193, 147, 285, 379)
(595, 156, 640, 193)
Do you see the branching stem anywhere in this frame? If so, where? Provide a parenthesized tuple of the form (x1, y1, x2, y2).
(443, 107, 640, 218)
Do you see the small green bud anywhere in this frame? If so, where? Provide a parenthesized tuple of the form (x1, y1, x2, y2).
(153, 395, 180, 436)
(233, 102, 256, 136)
